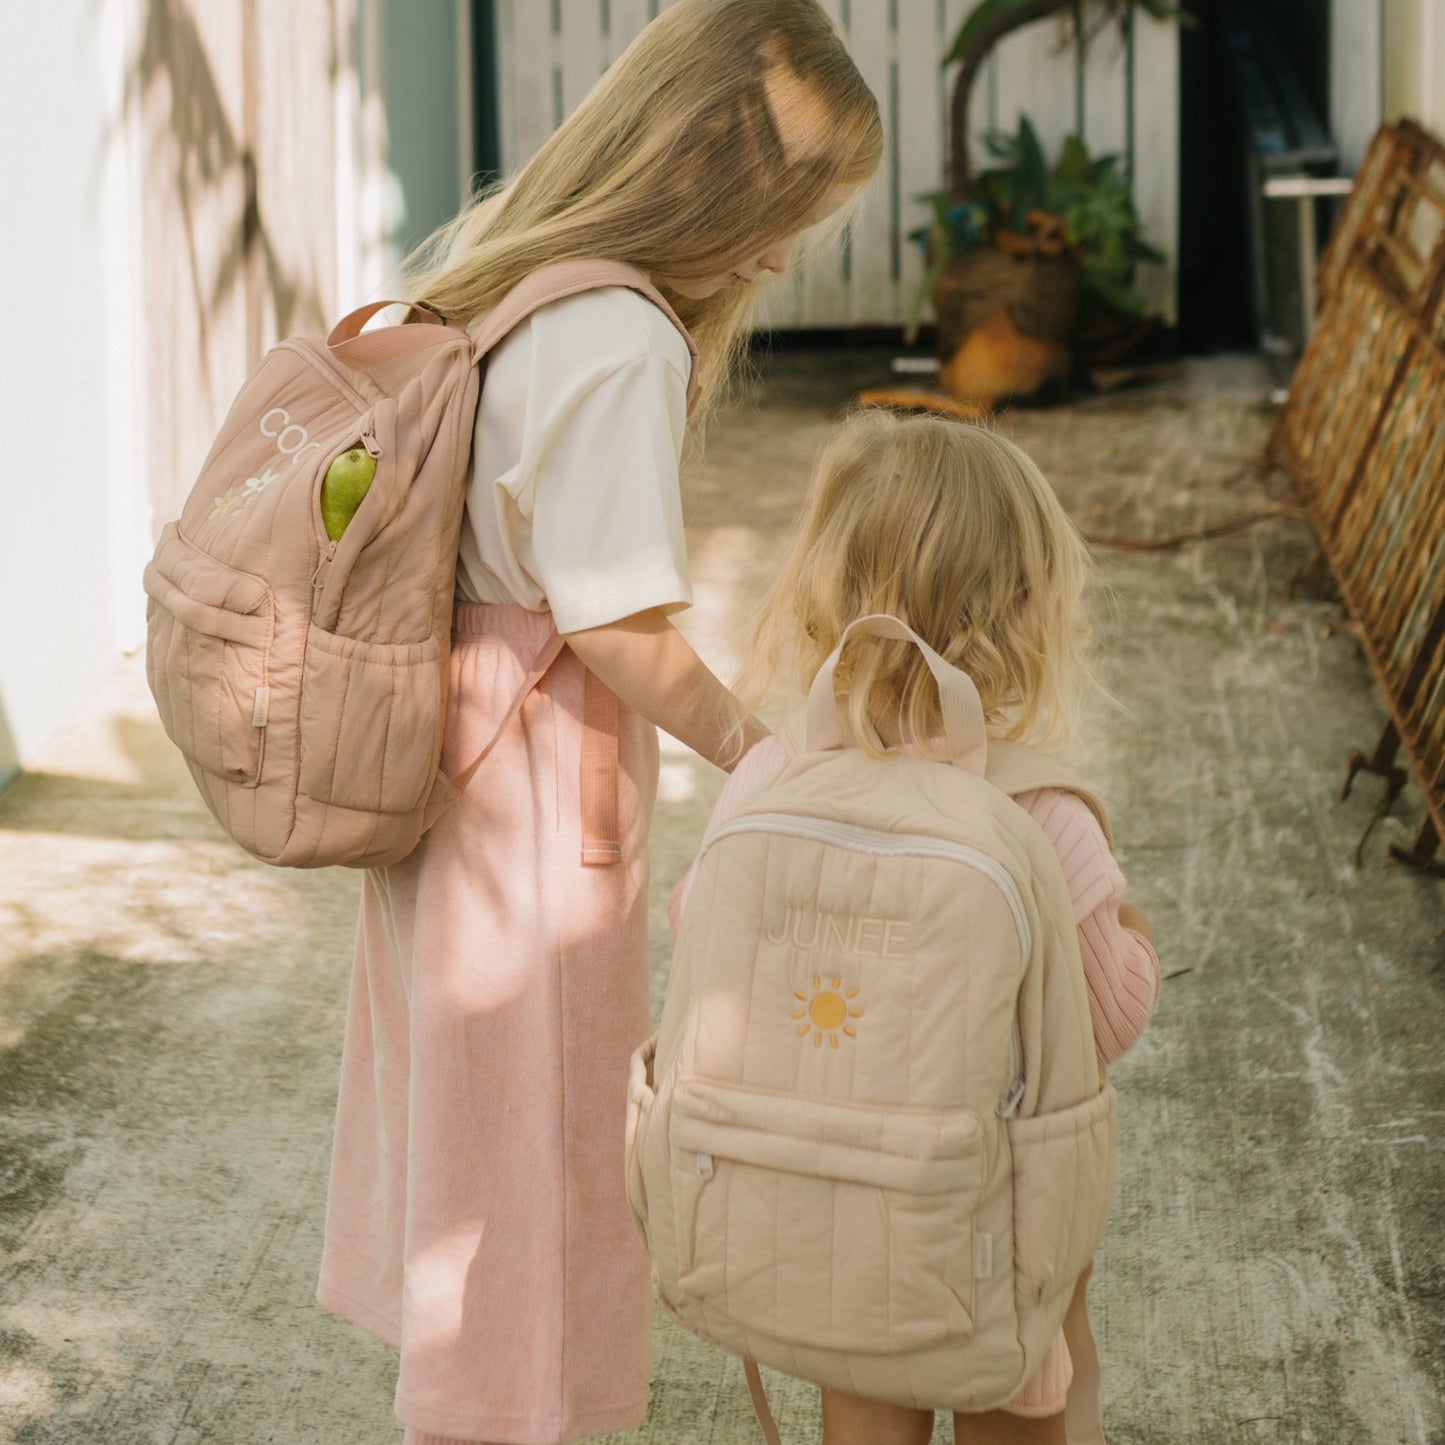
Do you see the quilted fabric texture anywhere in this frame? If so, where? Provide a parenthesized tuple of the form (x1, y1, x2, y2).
(627, 741, 1118, 1413)
(143, 262, 696, 869)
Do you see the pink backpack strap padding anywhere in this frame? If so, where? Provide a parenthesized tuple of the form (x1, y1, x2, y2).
(453, 261, 700, 868)
(468, 258, 702, 417)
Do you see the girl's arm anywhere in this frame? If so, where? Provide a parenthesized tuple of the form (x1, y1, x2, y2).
(1020, 789, 1160, 1068)
(1076, 890, 1160, 1066)
(563, 607, 770, 773)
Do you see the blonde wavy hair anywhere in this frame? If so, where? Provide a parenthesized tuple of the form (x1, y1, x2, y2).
(736, 411, 1098, 755)
(403, 0, 882, 414)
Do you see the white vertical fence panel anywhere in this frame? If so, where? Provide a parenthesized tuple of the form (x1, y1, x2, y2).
(755, 0, 855, 330)
(1131, 11, 1178, 322)
(1082, 18, 1129, 163)
(560, 0, 608, 118)
(845, 0, 899, 323)
(607, 0, 656, 66)
(992, 15, 1076, 160)
(896, 2, 948, 322)
(500, 0, 558, 168)
(493, 0, 1179, 328)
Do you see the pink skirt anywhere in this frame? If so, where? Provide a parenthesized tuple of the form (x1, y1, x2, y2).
(318, 603, 659, 1444)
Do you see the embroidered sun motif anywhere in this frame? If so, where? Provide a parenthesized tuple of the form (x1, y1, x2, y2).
(793, 975, 864, 1049)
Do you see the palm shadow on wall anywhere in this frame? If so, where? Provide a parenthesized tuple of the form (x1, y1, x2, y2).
(115, 0, 334, 379)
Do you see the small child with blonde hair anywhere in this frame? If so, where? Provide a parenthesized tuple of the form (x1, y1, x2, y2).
(670, 409, 1160, 1445)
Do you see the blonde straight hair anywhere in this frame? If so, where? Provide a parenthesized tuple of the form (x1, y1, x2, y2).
(737, 411, 1098, 755)
(403, 0, 883, 414)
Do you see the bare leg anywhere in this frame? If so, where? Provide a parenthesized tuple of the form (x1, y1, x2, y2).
(952, 1408, 1066, 1445)
(820, 1388, 935, 1445)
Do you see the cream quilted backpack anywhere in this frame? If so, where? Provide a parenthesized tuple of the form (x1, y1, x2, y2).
(626, 617, 1117, 1434)
(143, 261, 695, 868)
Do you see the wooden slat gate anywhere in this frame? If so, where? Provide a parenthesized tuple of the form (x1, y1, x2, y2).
(1270, 120, 1445, 871)
(490, 0, 1178, 329)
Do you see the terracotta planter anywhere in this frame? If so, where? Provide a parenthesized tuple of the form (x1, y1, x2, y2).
(930, 247, 1083, 361)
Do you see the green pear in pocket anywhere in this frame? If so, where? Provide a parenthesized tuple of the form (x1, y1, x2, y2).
(320, 447, 377, 541)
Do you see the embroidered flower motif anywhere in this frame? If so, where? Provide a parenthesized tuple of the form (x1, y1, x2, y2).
(793, 975, 864, 1049)
(210, 486, 243, 519)
(242, 466, 280, 498)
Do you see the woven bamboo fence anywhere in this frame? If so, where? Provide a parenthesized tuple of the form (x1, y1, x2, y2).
(1270, 120, 1445, 870)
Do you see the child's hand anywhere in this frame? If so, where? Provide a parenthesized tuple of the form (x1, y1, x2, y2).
(1118, 901, 1153, 943)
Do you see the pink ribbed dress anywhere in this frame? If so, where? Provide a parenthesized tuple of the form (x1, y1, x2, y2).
(318, 287, 696, 1445)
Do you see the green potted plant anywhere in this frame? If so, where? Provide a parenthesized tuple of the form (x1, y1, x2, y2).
(911, 0, 1179, 363)
(910, 117, 1166, 356)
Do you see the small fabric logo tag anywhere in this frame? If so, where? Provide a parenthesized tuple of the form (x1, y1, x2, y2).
(251, 687, 271, 728)
(975, 1232, 994, 1280)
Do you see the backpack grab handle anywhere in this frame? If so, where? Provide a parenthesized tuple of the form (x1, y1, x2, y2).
(804, 614, 988, 774)
(327, 300, 460, 370)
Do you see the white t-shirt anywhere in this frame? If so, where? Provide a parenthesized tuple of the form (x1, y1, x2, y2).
(456, 286, 694, 633)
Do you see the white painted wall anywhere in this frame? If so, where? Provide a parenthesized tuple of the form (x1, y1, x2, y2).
(0, 0, 148, 789)
(1383, 0, 1445, 137)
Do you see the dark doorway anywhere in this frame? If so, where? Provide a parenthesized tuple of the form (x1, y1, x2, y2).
(1176, 0, 1334, 352)
(471, 0, 502, 193)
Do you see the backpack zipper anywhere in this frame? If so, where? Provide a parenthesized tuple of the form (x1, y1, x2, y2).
(701, 813, 1030, 1116)
(311, 538, 338, 594)
(310, 419, 381, 599)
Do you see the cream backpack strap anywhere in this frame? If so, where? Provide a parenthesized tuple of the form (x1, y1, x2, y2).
(773, 712, 805, 760)
(985, 739, 1114, 851)
(806, 614, 988, 774)
(743, 1360, 784, 1445)
(467, 258, 701, 417)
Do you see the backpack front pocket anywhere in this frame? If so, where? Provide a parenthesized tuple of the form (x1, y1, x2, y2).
(669, 1077, 985, 1354)
(297, 624, 442, 815)
(144, 525, 274, 787)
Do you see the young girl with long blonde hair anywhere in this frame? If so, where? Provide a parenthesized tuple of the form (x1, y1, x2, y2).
(315, 6, 881, 1443)
(671, 410, 1160, 1445)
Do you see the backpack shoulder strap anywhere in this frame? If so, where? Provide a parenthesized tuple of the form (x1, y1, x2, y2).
(467, 259, 701, 417)
(986, 739, 1115, 851)
(773, 711, 806, 760)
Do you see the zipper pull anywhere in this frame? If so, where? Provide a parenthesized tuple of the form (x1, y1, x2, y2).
(312, 537, 338, 591)
(360, 423, 382, 460)
(998, 1074, 1026, 1119)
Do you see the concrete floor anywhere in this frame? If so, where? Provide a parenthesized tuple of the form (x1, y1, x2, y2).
(1, 350, 1442, 1444)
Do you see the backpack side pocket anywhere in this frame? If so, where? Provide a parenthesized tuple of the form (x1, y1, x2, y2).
(1006, 1082, 1116, 1313)
(144, 524, 274, 787)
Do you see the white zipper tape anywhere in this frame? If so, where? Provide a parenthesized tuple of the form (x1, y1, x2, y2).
(704, 812, 1031, 1113)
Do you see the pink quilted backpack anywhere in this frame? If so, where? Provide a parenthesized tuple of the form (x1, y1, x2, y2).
(144, 261, 696, 868)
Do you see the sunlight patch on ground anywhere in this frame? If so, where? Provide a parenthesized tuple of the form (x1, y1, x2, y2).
(657, 761, 698, 803)
(0, 1360, 55, 1435)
